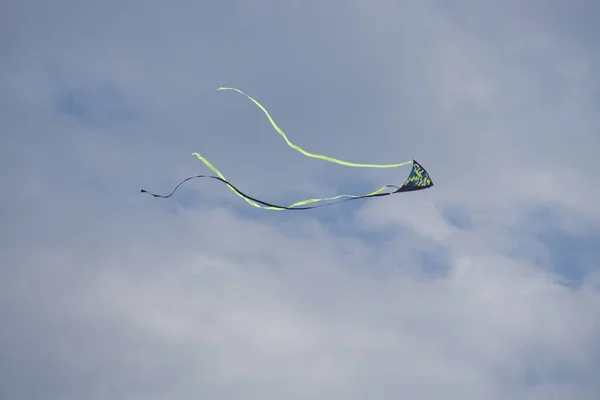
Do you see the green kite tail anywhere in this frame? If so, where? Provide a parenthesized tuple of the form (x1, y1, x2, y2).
(190, 152, 394, 210)
(217, 87, 412, 169)
(140, 152, 399, 210)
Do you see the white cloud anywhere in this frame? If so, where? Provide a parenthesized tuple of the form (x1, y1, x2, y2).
(1, 1, 599, 399)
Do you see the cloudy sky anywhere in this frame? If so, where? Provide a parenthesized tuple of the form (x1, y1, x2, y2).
(2, 0, 599, 399)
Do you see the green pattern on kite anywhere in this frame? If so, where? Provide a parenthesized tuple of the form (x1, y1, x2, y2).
(396, 161, 433, 192)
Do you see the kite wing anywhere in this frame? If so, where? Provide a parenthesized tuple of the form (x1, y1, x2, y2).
(395, 160, 433, 192)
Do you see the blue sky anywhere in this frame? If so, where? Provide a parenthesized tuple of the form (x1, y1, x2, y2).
(2, 0, 600, 399)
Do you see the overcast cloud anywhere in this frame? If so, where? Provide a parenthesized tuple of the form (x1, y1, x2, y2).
(2, 0, 599, 399)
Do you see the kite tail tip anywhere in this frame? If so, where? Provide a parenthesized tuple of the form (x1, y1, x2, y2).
(141, 189, 162, 198)
(217, 86, 242, 94)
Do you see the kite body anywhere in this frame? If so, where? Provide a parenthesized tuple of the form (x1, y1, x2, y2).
(141, 87, 433, 210)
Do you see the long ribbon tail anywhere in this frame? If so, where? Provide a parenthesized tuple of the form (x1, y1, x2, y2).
(217, 87, 413, 169)
(140, 153, 398, 211)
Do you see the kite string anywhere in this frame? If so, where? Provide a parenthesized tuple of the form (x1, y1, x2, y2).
(533, 362, 560, 400)
(417, 189, 561, 400)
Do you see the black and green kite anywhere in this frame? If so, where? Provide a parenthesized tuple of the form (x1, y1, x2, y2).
(141, 87, 433, 210)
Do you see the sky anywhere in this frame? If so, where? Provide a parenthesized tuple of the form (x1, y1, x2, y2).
(1, 0, 600, 399)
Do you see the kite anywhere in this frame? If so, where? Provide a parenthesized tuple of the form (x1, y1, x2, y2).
(141, 87, 434, 210)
